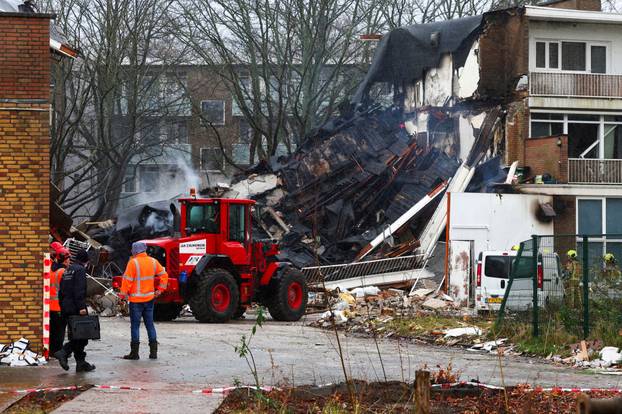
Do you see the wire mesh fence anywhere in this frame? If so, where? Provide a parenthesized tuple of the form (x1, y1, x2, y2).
(496, 234, 622, 347)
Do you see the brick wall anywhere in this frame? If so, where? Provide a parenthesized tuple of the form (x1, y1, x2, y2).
(524, 135, 568, 183)
(504, 100, 529, 166)
(544, 0, 602, 11)
(0, 13, 53, 352)
(478, 9, 528, 99)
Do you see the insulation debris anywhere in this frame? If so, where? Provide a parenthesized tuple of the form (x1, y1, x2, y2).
(0, 338, 47, 367)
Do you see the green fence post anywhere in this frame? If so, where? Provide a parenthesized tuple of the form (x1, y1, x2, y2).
(532, 235, 539, 338)
(582, 236, 589, 339)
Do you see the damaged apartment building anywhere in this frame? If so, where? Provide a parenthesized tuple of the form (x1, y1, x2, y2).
(351, 0, 622, 270)
(243, 0, 622, 293)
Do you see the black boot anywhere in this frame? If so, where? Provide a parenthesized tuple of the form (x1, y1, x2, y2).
(149, 341, 158, 360)
(76, 360, 96, 372)
(123, 342, 140, 360)
(53, 349, 69, 371)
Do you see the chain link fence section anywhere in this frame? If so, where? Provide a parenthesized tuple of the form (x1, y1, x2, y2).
(496, 234, 622, 346)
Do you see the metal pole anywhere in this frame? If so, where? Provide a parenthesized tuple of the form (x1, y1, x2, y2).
(582, 236, 590, 339)
(532, 235, 539, 338)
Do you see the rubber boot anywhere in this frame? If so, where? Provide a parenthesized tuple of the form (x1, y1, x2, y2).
(123, 342, 140, 360)
(149, 341, 158, 360)
(53, 349, 69, 371)
(76, 360, 96, 372)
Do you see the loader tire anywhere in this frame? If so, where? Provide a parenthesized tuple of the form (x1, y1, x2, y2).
(153, 304, 182, 321)
(189, 268, 239, 323)
(266, 267, 308, 321)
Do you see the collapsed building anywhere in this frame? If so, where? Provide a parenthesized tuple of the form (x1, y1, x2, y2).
(54, 0, 622, 306)
(218, 0, 622, 296)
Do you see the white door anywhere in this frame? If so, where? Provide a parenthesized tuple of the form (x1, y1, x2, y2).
(449, 240, 473, 307)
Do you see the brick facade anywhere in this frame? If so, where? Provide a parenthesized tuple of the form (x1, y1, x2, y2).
(0, 13, 53, 352)
(478, 9, 528, 99)
(544, 0, 601, 12)
(524, 135, 568, 183)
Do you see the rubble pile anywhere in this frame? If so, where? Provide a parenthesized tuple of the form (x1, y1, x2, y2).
(216, 107, 461, 268)
(0, 338, 47, 367)
(546, 340, 622, 372)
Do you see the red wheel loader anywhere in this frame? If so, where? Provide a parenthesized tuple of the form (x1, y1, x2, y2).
(112, 193, 308, 323)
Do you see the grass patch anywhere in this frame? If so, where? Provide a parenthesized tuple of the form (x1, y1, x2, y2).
(384, 314, 493, 338)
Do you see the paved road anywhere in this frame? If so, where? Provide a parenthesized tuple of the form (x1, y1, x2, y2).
(1, 315, 621, 393)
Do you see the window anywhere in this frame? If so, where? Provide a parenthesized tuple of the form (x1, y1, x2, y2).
(239, 119, 252, 144)
(123, 169, 137, 193)
(576, 198, 622, 263)
(201, 100, 226, 125)
(140, 166, 159, 192)
(549, 42, 559, 69)
(591, 46, 607, 74)
(533, 40, 608, 73)
(186, 203, 219, 235)
(530, 112, 622, 160)
(530, 112, 564, 138)
(561, 42, 586, 71)
(228, 204, 246, 242)
(167, 120, 188, 144)
(536, 42, 546, 68)
(200, 147, 224, 172)
(484, 256, 511, 279)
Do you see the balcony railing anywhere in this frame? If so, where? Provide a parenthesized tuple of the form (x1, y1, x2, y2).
(530, 72, 622, 98)
(569, 158, 622, 184)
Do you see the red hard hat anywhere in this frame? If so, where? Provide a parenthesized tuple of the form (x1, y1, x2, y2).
(50, 241, 64, 253)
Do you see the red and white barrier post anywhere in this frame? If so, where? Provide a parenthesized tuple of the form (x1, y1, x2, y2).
(42, 253, 51, 359)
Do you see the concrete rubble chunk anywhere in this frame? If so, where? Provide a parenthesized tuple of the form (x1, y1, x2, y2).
(411, 288, 435, 298)
(422, 297, 448, 310)
(444, 327, 482, 338)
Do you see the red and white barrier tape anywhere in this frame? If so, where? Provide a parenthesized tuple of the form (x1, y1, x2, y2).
(191, 385, 276, 395)
(94, 385, 146, 391)
(3, 382, 621, 397)
(42, 254, 51, 359)
(431, 381, 622, 394)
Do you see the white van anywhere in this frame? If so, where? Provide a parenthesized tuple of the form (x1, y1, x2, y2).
(475, 250, 564, 311)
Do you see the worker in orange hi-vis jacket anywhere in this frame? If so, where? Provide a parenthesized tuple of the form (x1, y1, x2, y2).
(119, 241, 168, 361)
(50, 244, 70, 355)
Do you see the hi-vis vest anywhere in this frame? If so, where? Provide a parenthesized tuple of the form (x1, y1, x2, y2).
(121, 252, 168, 303)
(50, 268, 65, 312)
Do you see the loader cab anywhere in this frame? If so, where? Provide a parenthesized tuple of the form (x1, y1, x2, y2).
(177, 196, 255, 267)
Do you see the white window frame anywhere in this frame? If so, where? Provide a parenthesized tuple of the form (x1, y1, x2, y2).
(200, 100, 226, 126)
(532, 39, 610, 74)
(529, 110, 622, 159)
(575, 197, 622, 255)
(200, 147, 224, 172)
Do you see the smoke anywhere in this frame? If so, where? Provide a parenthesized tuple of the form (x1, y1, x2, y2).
(144, 211, 173, 233)
(120, 155, 203, 211)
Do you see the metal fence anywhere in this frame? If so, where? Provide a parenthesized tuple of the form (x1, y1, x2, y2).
(496, 234, 622, 345)
(568, 158, 622, 184)
(530, 72, 622, 98)
(302, 254, 427, 289)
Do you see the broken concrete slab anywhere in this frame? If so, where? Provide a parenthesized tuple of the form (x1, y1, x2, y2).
(422, 298, 448, 310)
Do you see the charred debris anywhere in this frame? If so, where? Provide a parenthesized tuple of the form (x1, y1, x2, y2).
(52, 11, 528, 274)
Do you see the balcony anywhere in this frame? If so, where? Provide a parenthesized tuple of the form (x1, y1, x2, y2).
(568, 158, 622, 184)
(530, 72, 622, 98)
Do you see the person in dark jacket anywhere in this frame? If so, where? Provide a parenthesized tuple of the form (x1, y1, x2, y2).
(53, 249, 96, 372)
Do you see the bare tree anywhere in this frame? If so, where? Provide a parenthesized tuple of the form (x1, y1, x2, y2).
(46, 0, 191, 220)
(174, 0, 386, 166)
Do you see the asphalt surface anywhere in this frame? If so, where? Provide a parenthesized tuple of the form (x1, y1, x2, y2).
(1, 314, 622, 393)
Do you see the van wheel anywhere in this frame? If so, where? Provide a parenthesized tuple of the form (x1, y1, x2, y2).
(189, 268, 239, 323)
